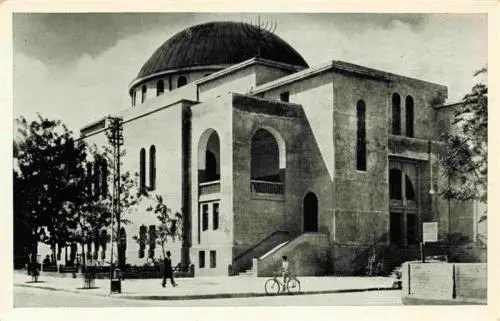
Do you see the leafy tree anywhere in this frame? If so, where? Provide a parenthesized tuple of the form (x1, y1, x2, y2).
(441, 67, 487, 208)
(88, 144, 144, 268)
(139, 195, 183, 259)
(14, 115, 87, 266)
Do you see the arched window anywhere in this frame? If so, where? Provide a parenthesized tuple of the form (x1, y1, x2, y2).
(177, 76, 187, 88)
(406, 96, 414, 138)
(149, 145, 156, 190)
(131, 92, 136, 106)
(141, 85, 147, 103)
(356, 100, 366, 171)
(156, 80, 164, 96)
(251, 128, 286, 194)
(392, 93, 401, 135)
(198, 130, 220, 183)
(139, 148, 146, 192)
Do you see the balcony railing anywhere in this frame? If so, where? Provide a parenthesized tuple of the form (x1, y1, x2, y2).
(250, 180, 284, 194)
(199, 180, 220, 196)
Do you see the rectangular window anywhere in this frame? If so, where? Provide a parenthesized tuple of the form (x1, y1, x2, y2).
(280, 91, 290, 102)
(212, 203, 219, 230)
(210, 251, 216, 268)
(356, 100, 367, 171)
(202, 204, 209, 231)
(199, 251, 205, 268)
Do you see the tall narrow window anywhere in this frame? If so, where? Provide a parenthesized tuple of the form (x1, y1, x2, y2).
(156, 80, 164, 96)
(101, 159, 108, 198)
(406, 96, 414, 138)
(86, 163, 93, 196)
(202, 204, 209, 231)
(177, 76, 187, 88)
(93, 161, 100, 200)
(141, 85, 147, 103)
(392, 93, 401, 135)
(138, 225, 147, 258)
(356, 100, 367, 171)
(139, 148, 146, 192)
(212, 203, 219, 230)
(210, 250, 216, 268)
(148, 225, 156, 259)
(199, 251, 205, 268)
(131, 92, 136, 106)
(149, 145, 156, 190)
(389, 168, 402, 200)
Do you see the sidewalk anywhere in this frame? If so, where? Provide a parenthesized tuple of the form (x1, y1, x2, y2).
(14, 271, 397, 301)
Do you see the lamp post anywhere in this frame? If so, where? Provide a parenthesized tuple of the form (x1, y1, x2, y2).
(106, 116, 123, 294)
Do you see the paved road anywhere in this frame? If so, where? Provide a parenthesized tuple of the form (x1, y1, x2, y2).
(14, 286, 402, 307)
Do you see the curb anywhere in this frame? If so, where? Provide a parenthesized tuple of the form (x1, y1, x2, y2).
(401, 296, 486, 305)
(15, 283, 398, 301)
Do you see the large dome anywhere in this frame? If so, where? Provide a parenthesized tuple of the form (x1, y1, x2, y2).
(136, 21, 309, 80)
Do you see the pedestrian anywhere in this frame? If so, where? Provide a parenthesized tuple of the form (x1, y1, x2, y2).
(43, 255, 51, 266)
(162, 251, 177, 288)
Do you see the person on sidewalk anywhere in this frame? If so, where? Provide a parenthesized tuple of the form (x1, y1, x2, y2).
(162, 251, 177, 288)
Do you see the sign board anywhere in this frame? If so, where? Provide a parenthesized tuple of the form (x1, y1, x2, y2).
(423, 222, 438, 243)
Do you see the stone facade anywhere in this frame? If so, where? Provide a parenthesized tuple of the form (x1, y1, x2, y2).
(68, 24, 478, 276)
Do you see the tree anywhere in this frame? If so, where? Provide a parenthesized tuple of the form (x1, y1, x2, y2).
(89, 144, 144, 268)
(138, 195, 183, 259)
(14, 115, 87, 266)
(441, 68, 487, 209)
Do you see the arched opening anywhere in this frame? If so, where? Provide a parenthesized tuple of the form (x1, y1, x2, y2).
(356, 100, 366, 171)
(251, 128, 286, 194)
(156, 80, 164, 96)
(303, 192, 318, 232)
(149, 145, 156, 190)
(405, 96, 414, 138)
(177, 76, 187, 88)
(198, 129, 220, 184)
(392, 93, 401, 135)
(141, 85, 147, 103)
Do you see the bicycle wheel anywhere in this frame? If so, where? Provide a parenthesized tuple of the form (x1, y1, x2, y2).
(265, 278, 281, 295)
(286, 278, 301, 294)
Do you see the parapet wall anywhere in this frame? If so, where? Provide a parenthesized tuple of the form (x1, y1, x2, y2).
(402, 262, 486, 304)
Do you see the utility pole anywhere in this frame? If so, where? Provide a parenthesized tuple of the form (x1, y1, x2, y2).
(106, 116, 123, 293)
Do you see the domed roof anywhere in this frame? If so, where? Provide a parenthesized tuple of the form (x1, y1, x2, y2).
(136, 21, 309, 80)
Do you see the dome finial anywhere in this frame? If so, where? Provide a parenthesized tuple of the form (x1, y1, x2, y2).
(241, 16, 277, 58)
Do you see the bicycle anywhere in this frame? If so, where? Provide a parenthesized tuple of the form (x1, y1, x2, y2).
(264, 272, 301, 295)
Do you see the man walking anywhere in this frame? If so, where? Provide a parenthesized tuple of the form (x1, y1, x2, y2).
(162, 251, 177, 288)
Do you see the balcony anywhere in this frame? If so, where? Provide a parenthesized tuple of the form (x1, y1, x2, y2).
(199, 180, 220, 196)
(250, 180, 284, 195)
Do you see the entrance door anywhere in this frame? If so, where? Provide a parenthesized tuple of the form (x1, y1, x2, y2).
(303, 192, 318, 232)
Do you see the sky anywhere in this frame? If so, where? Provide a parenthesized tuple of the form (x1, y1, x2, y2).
(13, 13, 488, 132)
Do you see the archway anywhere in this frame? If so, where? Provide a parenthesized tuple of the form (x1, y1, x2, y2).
(197, 129, 220, 183)
(303, 192, 318, 232)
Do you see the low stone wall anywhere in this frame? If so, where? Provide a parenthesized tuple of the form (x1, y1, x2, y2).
(402, 262, 486, 304)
